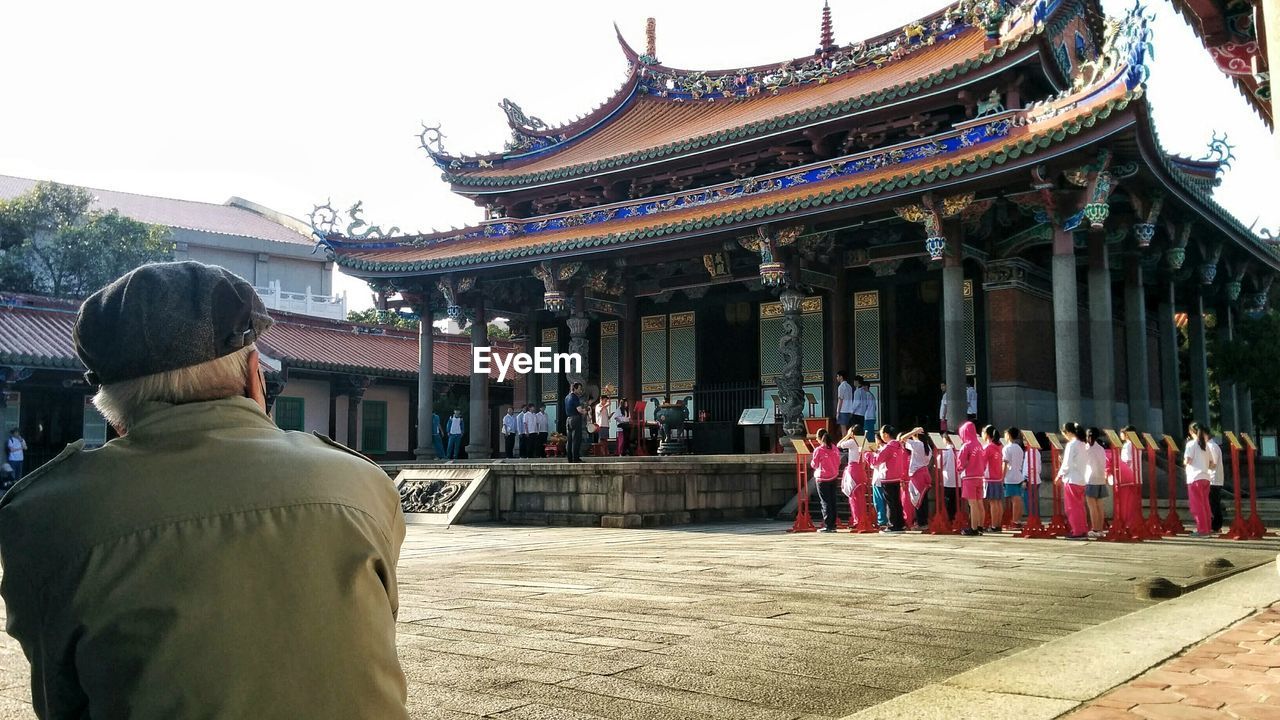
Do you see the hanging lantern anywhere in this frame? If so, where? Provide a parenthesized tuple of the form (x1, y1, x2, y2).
(1199, 263, 1218, 285)
(759, 261, 787, 287)
(1165, 247, 1186, 271)
(925, 236, 947, 261)
(1133, 222, 1156, 248)
(1083, 202, 1109, 230)
(1247, 292, 1269, 318)
(1226, 280, 1242, 302)
(446, 304, 463, 320)
(544, 290, 566, 312)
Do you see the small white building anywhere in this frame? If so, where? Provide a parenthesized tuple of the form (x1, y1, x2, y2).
(0, 175, 346, 320)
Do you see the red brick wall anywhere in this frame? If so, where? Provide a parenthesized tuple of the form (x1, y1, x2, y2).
(986, 287, 1056, 392)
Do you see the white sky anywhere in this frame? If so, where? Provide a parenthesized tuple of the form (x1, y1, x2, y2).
(2, 0, 1274, 311)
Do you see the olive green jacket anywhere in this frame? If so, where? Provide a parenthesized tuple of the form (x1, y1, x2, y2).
(0, 397, 408, 719)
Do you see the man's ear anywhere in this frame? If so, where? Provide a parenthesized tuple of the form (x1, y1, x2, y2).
(246, 349, 267, 412)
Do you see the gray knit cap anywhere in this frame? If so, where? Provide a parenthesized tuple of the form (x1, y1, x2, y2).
(74, 261, 274, 386)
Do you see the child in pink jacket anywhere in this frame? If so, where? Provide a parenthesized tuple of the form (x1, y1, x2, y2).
(810, 429, 842, 533)
(956, 421, 985, 536)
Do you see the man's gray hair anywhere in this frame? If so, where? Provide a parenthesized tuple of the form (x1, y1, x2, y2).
(93, 346, 255, 431)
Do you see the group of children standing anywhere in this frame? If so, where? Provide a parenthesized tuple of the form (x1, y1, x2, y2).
(810, 417, 1231, 540)
(808, 420, 1038, 535)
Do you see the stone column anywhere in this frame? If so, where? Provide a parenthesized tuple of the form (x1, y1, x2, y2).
(414, 308, 436, 460)
(1052, 227, 1083, 424)
(466, 297, 492, 459)
(1124, 256, 1150, 429)
(1187, 292, 1211, 425)
(832, 267, 849, 378)
(1239, 386, 1254, 439)
(1157, 278, 1183, 436)
(567, 313, 590, 390)
(1217, 301, 1238, 432)
(523, 320, 539, 407)
(622, 292, 639, 404)
(778, 287, 807, 449)
(942, 249, 967, 432)
(346, 376, 369, 449)
(1087, 234, 1116, 427)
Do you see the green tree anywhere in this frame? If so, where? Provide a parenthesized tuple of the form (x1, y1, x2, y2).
(1216, 310, 1280, 431)
(0, 182, 173, 297)
(347, 307, 420, 330)
(460, 322, 511, 339)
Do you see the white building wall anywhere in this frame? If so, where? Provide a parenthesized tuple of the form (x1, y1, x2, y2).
(363, 385, 411, 454)
(273, 378, 331, 435)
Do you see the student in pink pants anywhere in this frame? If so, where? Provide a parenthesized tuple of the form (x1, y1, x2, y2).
(1184, 422, 1216, 536)
(1055, 422, 1089, 540)
(1111, 425, 1144, 529)
(837, 426, 867, 527)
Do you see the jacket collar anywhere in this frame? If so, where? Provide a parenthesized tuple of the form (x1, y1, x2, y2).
(126, 396, 275, 437)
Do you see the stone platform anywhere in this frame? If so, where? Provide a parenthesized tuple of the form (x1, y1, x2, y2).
(382, 455, 797, 528)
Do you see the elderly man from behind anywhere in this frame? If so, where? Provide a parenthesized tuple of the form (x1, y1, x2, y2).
(0, 262, 408, 719)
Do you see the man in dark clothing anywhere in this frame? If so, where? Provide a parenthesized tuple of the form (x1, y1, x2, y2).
(564, 383, 584, 463)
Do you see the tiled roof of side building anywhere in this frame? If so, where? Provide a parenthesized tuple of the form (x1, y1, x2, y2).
(0, 295, 515, 381)
(0, 175, 316, 247)
(432, 0, 1078, 188)
(258, 311, 517, 381)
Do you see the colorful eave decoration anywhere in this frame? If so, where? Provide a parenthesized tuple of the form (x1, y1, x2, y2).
(324, 1, 1277, 275)
(421, 0, 1079, 184)
(1167, 0, 1272, 127)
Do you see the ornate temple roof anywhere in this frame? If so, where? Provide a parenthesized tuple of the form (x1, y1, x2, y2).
(325, 2, 1279, 276)
(423, 0, 1085, 191)
(1166, 0, 1271, 127)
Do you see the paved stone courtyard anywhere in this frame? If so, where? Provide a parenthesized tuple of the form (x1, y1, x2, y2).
(0, 522, 1276, 719)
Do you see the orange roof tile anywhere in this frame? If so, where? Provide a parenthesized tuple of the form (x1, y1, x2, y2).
(335, 69, 1136, 273)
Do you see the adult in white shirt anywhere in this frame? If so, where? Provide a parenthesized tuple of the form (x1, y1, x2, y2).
(965, 378, 978, 421)
(1184, 422, 1217, 536)
(501, 407, 519, 458)
(6, 429, 26, 480)
(853, 376, 877, 434)
(534, 406, 549, 458)
(1054, 423, 1089, 539)
(835, 371, 855, 433)
(519, 407, 535, 456)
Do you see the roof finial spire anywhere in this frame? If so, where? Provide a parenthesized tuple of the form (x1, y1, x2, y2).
(819, 0, 835, 53)
(645, 17, 657, 60)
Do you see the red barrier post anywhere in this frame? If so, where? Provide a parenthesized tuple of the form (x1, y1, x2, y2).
(1017, 437, 1051, 539)
(1102, 438, 1138, 542)
(1221, 433, 1249, 540)
(926, 433, 953, 535)
(1162, 435, 1184, 535)
(1142, 432, 1164, 538)
(1242, 434, 1266, 538)
(788, 439, 817, 533)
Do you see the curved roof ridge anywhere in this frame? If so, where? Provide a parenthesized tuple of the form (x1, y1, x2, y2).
(426, 0, 1055, 175)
